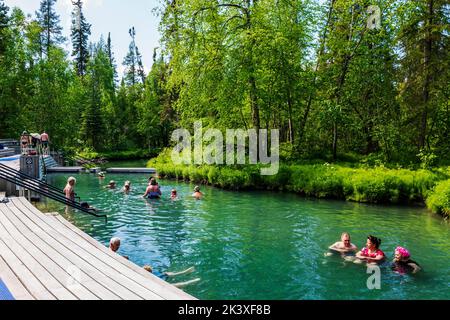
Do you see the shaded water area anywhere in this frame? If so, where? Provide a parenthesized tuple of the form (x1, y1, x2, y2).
(42, 173, 449, 300)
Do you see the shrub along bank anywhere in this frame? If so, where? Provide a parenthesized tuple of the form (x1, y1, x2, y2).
(148, 153, 450, 218)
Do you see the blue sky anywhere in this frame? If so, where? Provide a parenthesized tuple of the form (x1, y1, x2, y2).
(4, 0, 163, 76)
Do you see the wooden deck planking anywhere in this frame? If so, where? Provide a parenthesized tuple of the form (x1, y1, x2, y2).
(0, 222, 78, 300)
(2, 202, 131, 300)
(12, 199, 162, 300)
(50, 210, 193, 299)
(0, 197, 195, 300)
(0, 238, 56, 300)
(15, 197, 194, 300)
(0, 255, 35, 300)
(0, 204, 105, 300)
(9, 202, 154, 300)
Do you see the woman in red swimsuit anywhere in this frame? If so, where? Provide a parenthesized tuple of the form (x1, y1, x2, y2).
(355, 235, 385, 264)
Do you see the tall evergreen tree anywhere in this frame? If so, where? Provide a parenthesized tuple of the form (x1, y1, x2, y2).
(81, 43, 106, 150)
(0, 0, 9, 57)
(36, 0, 65, 57)
(123, 27, 145, 86)
(71, 0, 91, 77)
(106, 32, 118, 88)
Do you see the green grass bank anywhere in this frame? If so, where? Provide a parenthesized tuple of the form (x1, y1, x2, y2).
(148, 152, 450, 218)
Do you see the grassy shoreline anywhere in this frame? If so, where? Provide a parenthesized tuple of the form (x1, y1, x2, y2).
(147, 154, 450, 219)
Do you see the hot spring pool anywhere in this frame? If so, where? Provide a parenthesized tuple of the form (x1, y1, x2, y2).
(43, 173, 450, 300)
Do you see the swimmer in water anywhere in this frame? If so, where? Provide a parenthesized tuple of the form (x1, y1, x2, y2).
(171, 189, 178, 200)
(80, 201, 102, 212)
(192, 186, 203, 199)
(354, 235, 385, 265)
(143, 178, 162, 199)
(392, 246, 421, 274)
(122, 181, 131, 194)
(105, 180, 116, 189)
(326, 232, 358, 260)
(143, 265, 200, 288)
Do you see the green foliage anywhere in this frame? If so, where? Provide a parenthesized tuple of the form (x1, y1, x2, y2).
(1, 0, 449, 172)
(149, 149, 448, 206)
(427, 180, 450, 218)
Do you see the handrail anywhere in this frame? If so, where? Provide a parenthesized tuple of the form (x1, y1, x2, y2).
(0, 162, 81, 201)
(0, 166, 107, 222)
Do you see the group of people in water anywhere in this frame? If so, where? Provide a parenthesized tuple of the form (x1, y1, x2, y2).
(62, 174, 204, 289)
(62, 175, 204, 204)
(327, 233, 421, 275)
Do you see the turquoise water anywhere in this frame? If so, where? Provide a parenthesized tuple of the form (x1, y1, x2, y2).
(45, 173, 450, 300)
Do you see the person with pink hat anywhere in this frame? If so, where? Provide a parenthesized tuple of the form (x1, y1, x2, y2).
(392, 246, 421, 274)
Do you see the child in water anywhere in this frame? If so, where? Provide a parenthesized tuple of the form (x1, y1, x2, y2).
(392, 247, 421, 274)
(171, 189, 178, 200)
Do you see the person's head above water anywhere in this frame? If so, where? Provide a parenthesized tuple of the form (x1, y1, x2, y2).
(109, 237, 121, 252)
(394, 246, 410, 261)
(171, 189, 177, 195)
(143, 265, 153, 273)
(124, 181, 131, 188)
(67, 177, 76, 186)
(108, 180, 116, 187)
(341, 232, 352, 247)
(194, 186, 200, 192)
(367, 235, 381, 250)
(149, 178, 158, 186)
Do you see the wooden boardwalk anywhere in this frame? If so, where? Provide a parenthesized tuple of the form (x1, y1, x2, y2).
(106, 168, 156, 174)
(0, 197, 196, 300)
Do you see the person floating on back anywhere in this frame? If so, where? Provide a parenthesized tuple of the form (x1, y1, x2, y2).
(392, 246, 421, 274)
(143, 178, 162, 199)
(192, 186, 203, 199)
(326, 232, 358, 259)
(355, 235, 385, 265)
(143, 265, 200, 289)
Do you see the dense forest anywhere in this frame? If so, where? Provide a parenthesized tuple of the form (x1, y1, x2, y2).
(0, 0, 449, 166)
